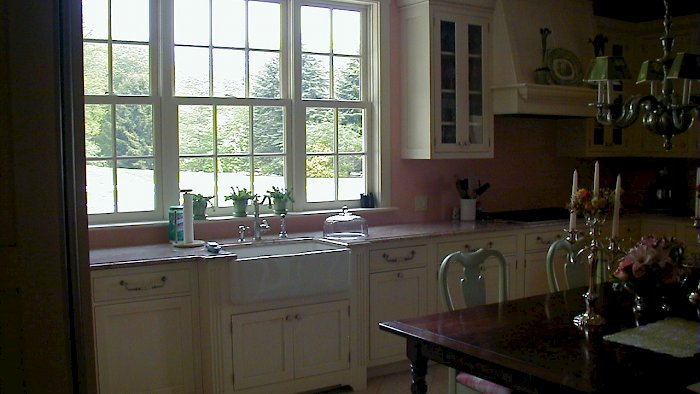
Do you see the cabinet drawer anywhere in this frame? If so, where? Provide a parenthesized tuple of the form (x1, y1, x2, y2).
(92, 264, 193, 303)
(525, 230, 565, 252)
(369, 244, 428, 272)
(438, 235, 516, 258)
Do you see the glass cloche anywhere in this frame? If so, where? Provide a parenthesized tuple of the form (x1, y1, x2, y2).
(323, 206, 368, 240)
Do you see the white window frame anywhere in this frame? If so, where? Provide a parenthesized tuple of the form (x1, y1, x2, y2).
(86, 0, 389, 225)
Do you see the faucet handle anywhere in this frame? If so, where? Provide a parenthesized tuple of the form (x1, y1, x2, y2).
(238, 225, 249, 242)
(279, 213, 288, 238)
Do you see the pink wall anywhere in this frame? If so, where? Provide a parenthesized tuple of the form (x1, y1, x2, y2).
(88, 2, 594, 249)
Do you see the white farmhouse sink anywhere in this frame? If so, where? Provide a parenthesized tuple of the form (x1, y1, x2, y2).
(225, 239, 351, 303)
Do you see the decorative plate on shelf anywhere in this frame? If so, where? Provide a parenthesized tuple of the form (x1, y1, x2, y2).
(546, 48, 583, 86)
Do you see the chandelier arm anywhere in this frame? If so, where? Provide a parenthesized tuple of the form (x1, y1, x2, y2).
(594, 95, 656, 128)
(670, 107, 695, 132)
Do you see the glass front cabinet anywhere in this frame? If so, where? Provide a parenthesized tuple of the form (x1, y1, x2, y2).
(400, 0, 494, 159)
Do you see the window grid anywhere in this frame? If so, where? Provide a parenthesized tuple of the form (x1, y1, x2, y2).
(83, 0, 156, 219)
(84, 0, 382, 223)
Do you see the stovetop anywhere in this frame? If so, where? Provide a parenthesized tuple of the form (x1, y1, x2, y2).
(485, 207, 570, 223)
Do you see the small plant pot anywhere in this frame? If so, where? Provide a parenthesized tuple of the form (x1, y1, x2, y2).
(193, 202, 209, 220)
(272, 198, 288, 215)
(232, 200, 248, 217)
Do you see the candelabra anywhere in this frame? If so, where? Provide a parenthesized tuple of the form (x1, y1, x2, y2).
(572, 216, 607, 327)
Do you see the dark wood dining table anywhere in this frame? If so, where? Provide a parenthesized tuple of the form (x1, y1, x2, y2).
(379, 284, 700, 393)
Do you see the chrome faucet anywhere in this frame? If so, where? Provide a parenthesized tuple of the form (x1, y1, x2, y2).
(252, 195, 272, 241)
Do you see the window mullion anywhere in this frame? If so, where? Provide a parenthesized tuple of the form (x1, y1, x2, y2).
(289, 0, 306, 209)
(160, 0, 180, 213)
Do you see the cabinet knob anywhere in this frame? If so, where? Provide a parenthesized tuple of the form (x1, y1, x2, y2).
(285, 315, 292, 321)
(295, 314, 301, 320)
(396, 272, 403, 279)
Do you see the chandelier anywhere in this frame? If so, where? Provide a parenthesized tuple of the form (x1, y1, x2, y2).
(584, 0, 700, 151)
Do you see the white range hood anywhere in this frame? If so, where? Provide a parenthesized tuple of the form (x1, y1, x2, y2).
(491, 0, 597, 116)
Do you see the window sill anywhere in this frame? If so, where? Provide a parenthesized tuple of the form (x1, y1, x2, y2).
(88, 206, 399, 230)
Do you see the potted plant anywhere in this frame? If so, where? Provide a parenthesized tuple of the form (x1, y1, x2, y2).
(192, 193, 214, 220)
(267, 186, 294, 214)
(225, 187, 255, 217)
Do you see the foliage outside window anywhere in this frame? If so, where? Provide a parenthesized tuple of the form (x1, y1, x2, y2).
(82, 0, 384, 223)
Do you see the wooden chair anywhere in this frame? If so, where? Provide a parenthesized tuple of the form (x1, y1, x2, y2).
(545, 237, 590, 292)
(438, 249, 512, 394)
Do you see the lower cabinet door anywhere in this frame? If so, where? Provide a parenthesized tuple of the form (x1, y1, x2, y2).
(94, 296, 196, 394)
(292, 301, 350, 379)
(231, 300, 350, 390)
(369, 268, 427, 364)
(231, 308, 294, 390)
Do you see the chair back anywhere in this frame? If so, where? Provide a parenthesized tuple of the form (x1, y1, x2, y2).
(438, 248, 508, 311)
(546, 237, 589, 292)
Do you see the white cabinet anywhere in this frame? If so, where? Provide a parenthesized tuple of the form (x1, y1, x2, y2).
(557, 118, 636, 157)
(436, 233, 518, 306)
(400, 0, 493, 159)
(641, 216, 699, 256)
(522, 227, 565, 298)
(230, 300, 350, 391)
(368, 242, 429, 366)
(91, 263, 200, 394)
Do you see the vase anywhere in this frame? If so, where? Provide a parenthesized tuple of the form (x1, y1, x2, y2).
(273, 198, 287, 215)
(459, 199, 476, 221)
(193, 201, 208, 220)
(632, 294, 669, 325)
(232, 200, 248, 217)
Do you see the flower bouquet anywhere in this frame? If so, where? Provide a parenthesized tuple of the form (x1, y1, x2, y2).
(569, 187, 616, 223)
(611, 235, 689, 321)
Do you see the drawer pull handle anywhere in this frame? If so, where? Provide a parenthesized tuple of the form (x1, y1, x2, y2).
(464, 241, 493, 252)
(382, 250, 416, 263)
(536, 235, 561, 245)
(120, 276, 167, 291)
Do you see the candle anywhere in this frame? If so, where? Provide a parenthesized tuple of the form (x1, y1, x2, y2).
(569, 170, 578, 231)
(593, 161, 600, 198)
(612, 174, 621, 238)
(695, 167, 700, 218)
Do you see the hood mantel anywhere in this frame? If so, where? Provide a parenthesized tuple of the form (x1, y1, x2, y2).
(491, 0, 597, 116)
(492, 83, 596, 117)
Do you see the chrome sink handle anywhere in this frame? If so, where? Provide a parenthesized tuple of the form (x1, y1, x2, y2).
(238, 225, 249, 242)
(279, 213, 288, 238)
(252, 195, 272, 241)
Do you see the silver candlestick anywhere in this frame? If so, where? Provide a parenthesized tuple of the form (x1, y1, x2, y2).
(573, 216, 607, 327)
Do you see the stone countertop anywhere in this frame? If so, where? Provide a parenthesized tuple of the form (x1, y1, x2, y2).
(89, 219, 555, 268)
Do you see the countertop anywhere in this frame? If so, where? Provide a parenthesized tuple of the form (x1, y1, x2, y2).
(89, 219, 538, 268)
(90, 212, 693, 269)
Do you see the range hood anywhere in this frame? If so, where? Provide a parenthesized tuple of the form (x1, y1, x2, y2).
(491, 0, 597, 116)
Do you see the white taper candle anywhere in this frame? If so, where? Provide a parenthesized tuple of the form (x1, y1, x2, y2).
(593, 161, 600, 198)
(695, 167, 700, 218)
(612, 174, 621, 238)
(570, 170, 578, 231)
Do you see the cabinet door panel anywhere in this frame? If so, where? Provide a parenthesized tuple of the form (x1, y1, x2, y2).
(94, 297, 195, 394)
(523, 251, 550, 298)
(231, 309, 293, 390)
(293, 301, 350, 378)
(369, 268, 427, 362)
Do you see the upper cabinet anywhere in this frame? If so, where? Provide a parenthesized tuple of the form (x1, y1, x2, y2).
(399, 0, 495, 159)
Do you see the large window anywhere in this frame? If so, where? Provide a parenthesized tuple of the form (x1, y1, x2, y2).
(82, 0, 386, 223)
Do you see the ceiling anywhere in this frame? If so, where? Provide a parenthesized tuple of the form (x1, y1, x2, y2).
(592, 0, 700, 22)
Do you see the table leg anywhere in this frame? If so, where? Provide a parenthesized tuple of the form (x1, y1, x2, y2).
(406, 338, 428, 394)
